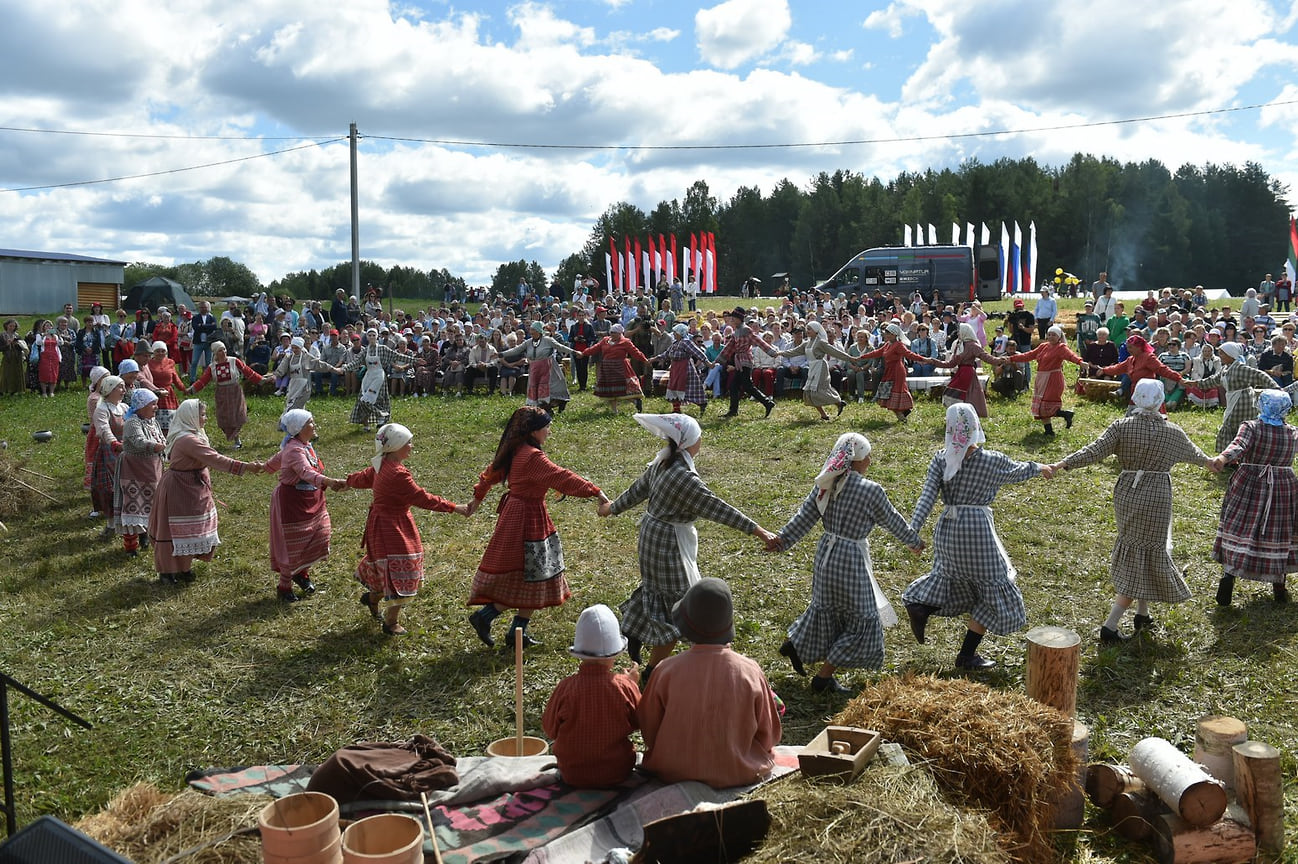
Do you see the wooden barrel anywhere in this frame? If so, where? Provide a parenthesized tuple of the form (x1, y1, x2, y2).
(341, 814, 424, 864)
(259, 792, 341, 864)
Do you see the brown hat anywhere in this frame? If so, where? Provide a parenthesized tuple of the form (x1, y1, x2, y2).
(725, 306, 747, 321)
(671, 577, 734, 645)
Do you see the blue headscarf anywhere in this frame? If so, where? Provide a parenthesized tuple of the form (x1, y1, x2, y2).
(125, 388, 157, 420)
(1257, 389, 1292, 427)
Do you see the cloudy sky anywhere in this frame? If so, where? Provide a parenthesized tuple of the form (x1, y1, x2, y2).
(2, 0, 1296, 286)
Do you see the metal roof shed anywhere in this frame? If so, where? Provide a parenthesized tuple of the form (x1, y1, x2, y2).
(0, 248, 127, 315)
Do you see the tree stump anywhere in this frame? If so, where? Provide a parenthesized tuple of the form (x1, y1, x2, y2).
(1053, 720, 1089, 829)
(1232, 740, 1284, 856)
(1129, 737, 1226, 828)
(1086, 763, 1146, 808)
(1024, 626, 1081, 716)
(1152, 813, 1255, 864)
(1192, 716, 1246, 790)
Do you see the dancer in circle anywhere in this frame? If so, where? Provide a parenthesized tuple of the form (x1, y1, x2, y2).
(1004, 325, 1085, 435)
(1186, 341, 1282, 451)
(276, 336, 342, 412)
(936, 323, 996, 417)
(90, 375, 128, 540)
(769, 433, 923, 693)
(1092, 333, 1183, 413)
(717, 307, 776, 418)
(348, 329, 406, 431)
(653, 324, 711, 415)
(1049, 379, 1212, 641)
(1207, 389, 1297, 606)
(268, 410, 348, 603)
(114, 389, 165, 556)
(187, 341, 263, 449)
(582, 325, 648, 414)
(901, 403, 1051, 670)
(499, 321, 577, 412)
(776, 320, 855, 420)
(599, 413, 771, 681)
(856, 322, 930, 422)
(345, 423, 469, 634)
(467, 407, 607, 650)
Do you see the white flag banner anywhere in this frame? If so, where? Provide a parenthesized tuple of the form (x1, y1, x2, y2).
(904, 224, 913, 246)
(605, 253, 613, 294)
(927, 224, 937, 246)
(951, 222, 960, 245)
(916, 223, 925, 246)
(1028, 221, 1038, 297)
(999, 223, 1010, 296)
(966, 222, 976, 248)
(980, 223, 991, 247)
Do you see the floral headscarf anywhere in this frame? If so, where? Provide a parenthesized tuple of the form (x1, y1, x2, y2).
(1125, 333, 1153, 357)
(813, 433, 871, 513)
(372, 423, 413, 472)
(1131, 378, 1165, 416)
(125, 388, 157, 420)
(634, 412, 702, 469)
(1257, 388, 1292, 427)
(942, 402, 985, 481)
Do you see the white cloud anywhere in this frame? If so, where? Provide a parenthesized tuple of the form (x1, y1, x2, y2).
(862, 3, 919, 39)
(695, 0, 792, 70)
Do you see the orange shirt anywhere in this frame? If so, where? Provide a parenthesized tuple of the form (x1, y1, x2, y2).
(542, 662, 640, 788)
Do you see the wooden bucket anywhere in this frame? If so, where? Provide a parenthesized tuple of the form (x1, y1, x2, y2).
(341, 813, 424, 864)
(486, 736, 549, 757)
(259, 792, 341, 864)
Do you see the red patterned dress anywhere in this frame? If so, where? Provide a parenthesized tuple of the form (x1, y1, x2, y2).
(191, 356, 262, 442)
(469, 445, 602, 610)
(582, 337, 647, 401)
(856, 340, 928, 412)
(1007, 340, 1084, 421)
(346, 462, 457, 600)
(1213, 420, 1298, 585)
(268, 439, 333, 583)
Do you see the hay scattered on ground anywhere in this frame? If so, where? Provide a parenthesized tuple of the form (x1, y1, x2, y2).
(834, 673, 1077, 864)
(745, 762, 1008, 864)
(0, 453, 43, 521)
(74, 783, 269, 864)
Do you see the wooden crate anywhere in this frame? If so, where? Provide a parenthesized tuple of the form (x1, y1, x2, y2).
(798, 725, 883, 781)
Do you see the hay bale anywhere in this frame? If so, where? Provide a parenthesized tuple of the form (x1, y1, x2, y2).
(74, 782, 270, 864)
(0, 453, 43, 520)
(745, 762, 1007, 864)
(834, 673, 1078, 864)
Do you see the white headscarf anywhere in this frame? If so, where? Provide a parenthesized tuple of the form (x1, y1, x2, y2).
(806, 320, 827, 341)
(942, 402, 986, 481)
(957, 323, 978, 346)
(151, 341, 168, 354)
(279, 409, 313, 447)
(634, 412, 702, 470)
(1131, 378, 1165, 416)
(885, 322, 910, 346)
(372, 423, 413, 472)
(88, 366, 110, 391)
(98, 374, 124, 397)
(813, 433, 872, 513)
(211, 341, 227, 356)
(165, 399, 209, 459)
(1217, 341, 1243, 362)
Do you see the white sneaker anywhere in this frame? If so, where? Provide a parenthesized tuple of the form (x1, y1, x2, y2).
(857, 397, 864, 403)
(88, 510, 101, 519)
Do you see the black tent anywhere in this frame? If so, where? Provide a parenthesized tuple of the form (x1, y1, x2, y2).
(122, 277, 197, 313)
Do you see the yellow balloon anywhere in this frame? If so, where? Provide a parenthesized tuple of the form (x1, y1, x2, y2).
(1054, 277, 1062, 284)
(1055, 268, 1063, 275)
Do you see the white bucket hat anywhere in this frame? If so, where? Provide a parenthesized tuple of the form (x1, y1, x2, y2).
(568, 604, 627, 659)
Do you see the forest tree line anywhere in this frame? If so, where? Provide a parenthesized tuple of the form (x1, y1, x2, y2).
(126, 154, 1292, 302)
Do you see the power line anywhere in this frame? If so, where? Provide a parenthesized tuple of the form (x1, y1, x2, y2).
(0, 139, 347, 193)
(0, 125, 337, 141)
(366, 97, 1298, 151)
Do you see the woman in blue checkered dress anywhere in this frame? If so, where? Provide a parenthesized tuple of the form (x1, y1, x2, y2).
(599, 413, 773, 680)
(772, 433, 923, 693)
(901, 403, 1047, 671)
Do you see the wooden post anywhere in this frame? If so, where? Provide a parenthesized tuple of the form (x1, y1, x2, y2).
(1024, 626, 1081, 716)
(1053, 720, 1089, 829)
(1152, 813, 1255, 864)
(1086, 763, 1146, 808)
(1232, 740, 1284, 857)
(1192, 716, 1247, 790)
(1129, 737, 1227, 828)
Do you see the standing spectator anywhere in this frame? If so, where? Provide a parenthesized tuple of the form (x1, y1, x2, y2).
(567, 308, 596, 391)
(1094, 285, 1117, 321)
(1258, 273, 1276, 306)
(1091, 271, 1111, 300)
(1033, 287, 1057, 341)
(1275, 272, 1293, 313)
(685, 275, 699, 312)
(1076, 299, 1102, 354)
(189, 301, 218, 381)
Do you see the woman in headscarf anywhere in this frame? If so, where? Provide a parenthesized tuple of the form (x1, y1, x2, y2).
(114, 389, 165, 556)
(344, 423, 468, 634)
(581, 324, 648, 414)
(150, 400, 264, 585)
(90, 375, 128, 540)
(346, 328, 407, 430)
(1093, 333, 1186, 414)
(776, 320, 856, 420)
(54, 316, 78, 390)
(267, 410, 347, 603)
(1207, 389, 1298, 606)
(854, 322, 930, 422)
(152, 308, 180, 363)
(1005, 324, 1085, 435)
(0, 318, 26, 395)
(498, 321, 577, 412)
(1049, 379, 1211, 641)
(82, 366, 111, 516)
(598, 413, 770, 682)
(275, 336, 341, 412)
(145, 341, 185, 434)
(770, 433, 923, 693)
(652, 324, 712, 415)
(935, 322, 997, 418)
(901, 403, 1049, 670)
(37, 320, 61, 397)
(187, 341, 263, 449)
(467, 407, 607, 650)
(1186, 341, 1282, 451)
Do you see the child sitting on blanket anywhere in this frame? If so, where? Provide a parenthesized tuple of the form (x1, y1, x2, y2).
(542, 605, 641, 788)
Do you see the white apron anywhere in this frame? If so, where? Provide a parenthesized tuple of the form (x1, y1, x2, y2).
(821, 531, 897, 627)
(360, 348, 385, 405)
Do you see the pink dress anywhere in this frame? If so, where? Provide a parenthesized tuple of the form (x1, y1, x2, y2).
(267, 439, 332, 579)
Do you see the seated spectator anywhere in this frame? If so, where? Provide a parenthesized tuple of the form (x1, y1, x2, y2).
(638, 578, 782, 789)
(1083, 327, 1119, 375)
(541, 605, 641, 789)
(1157, 337, 1189, 409)
(1257, 336, 1293, 388)
(464, 332, 499, 395)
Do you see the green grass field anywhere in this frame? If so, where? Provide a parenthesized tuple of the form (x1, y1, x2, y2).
(0, 295, 1294, 862)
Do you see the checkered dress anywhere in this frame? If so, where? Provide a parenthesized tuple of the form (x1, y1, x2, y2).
(1214, 420, 1298, 583)
(1060, 414, 1209, 601)
(611, 456, 758, 645)
(901, 448, 1040, 634)
(1193, 362, 1278, 451)
(780, 475, 921, 668)
(347, 343, 404, 426)
(657, 337, 709, 406)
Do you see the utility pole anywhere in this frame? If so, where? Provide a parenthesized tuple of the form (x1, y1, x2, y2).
(349, 122, 360, 303)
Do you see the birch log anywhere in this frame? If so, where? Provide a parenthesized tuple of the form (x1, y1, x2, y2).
(1024, 626, 1081, 716)
(1086, 763, 1146, 808)
(1129, 737, 1227, 828)
(1152, 813, 1255, 864)
(1232, 740, 1284, 856)
(1192, 716, 1246, 790)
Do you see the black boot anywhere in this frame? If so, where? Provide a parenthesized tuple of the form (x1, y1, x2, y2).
(277, 588, 298, 603)
(779, 639, 806, 676)
(1133, 614, 1154, 630)
(764, 400, 775, 418)
(469, 605, 501, 647)
(634, 398, 643, 413)
(1275, 583, 1290, 603)
(292, 574, 316, 594)
(905, 602, 936, 644)
(836, 401, 845, 417)
(626, 635, 642, 664)
(1216, 575, 1235, 607)
(1099, 626, 1128, 644)
(503, 616, 540, 649)
(1043, 422, 1055, 436)
(1060, 409, 1074, 429)
(955, 629, 994, 669)
(810, 674, 851, 694)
